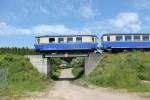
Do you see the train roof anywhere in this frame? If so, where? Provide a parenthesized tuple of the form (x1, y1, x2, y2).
(35, 34, 97, 38)
(102, 33, 150, 36)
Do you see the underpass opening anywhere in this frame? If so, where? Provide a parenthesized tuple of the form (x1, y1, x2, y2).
(45, 54, 86, 81)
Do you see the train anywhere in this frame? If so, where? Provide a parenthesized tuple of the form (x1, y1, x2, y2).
(34, 33, 150, 53)
(101, 33, 150, 51)
(34, 34, 98, 53)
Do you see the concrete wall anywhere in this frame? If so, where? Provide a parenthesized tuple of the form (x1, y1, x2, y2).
(84, 54, 102, 75)
(26, 55, 51, 76)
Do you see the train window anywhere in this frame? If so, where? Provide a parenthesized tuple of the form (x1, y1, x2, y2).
(116, 36, 123, 41)
(107, 36, 110, 41)
(37, 38, 40, 44)
(125, 35, 132, 41)
(49, 38, 55, 43)
(58, 38, 64, 43)
(67, 37, 73, 43)
(92, 37, 95, 42)
(142, 35, 149, 41)
(134, 35, 140, 41)
(76, 37, 82, 42)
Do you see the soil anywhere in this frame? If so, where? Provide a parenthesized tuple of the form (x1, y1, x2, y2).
(21, 68, 148, 100)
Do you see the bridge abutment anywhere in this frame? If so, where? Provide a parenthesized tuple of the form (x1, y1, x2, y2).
(84, 54, 102, 75)
(26, 55, 51, 76)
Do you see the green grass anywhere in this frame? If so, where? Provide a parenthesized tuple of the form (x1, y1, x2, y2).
(49, 58, 61, 79)
(72, 67, 84, 77)
(0, 54, 49, 96)
(83, 51, 150, 92)
(71, 57, 85, 77)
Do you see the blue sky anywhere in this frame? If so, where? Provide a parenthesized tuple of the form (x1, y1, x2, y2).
(0, 0, 150, 48)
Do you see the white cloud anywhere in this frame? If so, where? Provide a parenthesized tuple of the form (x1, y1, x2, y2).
(0, 22, 95, 36)
(31, 25, 77, 34)
(80, 6, 96, 19)
(109, 12, 141, 32)
(47, 0, 99, 19)
(82, 12, 141, 33)
(14, 0, 100, 19)
(0, 12, 141, 36)
(0, 22, 79, 36)
(22, 7, 29, 14)
(145, 16, 150, 22)
(39, 6, 49, 15)
(134, 0, 150, 9)
(80, 28, 91, 34)
(0, 22, 7, 27)
(0, 22, 31, 35)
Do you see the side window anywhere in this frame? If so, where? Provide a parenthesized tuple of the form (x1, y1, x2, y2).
(67, 37, 73, 43)
(92, 37, 95, 42)
(134, 35, 140, 41)
(125, 35, 132, 41)
(37, 38, 40, 44)
(107, 36, 110, 41)
(49, 38, 55, 43)
(142, 35, 149, 41)
(116, 36, 123, 41)
(76, 37, 82, 42)
(58, 38, 64, 43)
(102, 35, 110, 41)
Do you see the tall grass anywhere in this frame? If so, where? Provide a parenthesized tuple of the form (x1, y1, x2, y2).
(49, 58, 61, 79)
(83, 51, 150, 92)
(0, 54, 49, 96)
(71, 57, 85, 77)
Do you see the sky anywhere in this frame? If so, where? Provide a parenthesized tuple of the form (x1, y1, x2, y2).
(0, 0, 150, 48)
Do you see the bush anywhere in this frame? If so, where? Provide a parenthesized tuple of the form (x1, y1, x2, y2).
(49, 58, 61, 79)
(72, 67, 84, 77)
(71, 57, 85, 77)
(83, 51, 150, 92)
(70, 57, 85, 68)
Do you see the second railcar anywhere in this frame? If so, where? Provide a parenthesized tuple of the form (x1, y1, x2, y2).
(101, 33, 150, 50)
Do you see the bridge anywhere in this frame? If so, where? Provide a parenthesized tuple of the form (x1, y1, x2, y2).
(26, 53, 102, 76)
(43, 54, 89, 58)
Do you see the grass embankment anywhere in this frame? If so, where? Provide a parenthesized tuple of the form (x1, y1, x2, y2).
(0, 54, 49, 96)
(83, 51, 150, 92)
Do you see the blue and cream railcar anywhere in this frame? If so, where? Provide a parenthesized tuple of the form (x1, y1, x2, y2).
(101, 33, 150, 50)
(34, 35, 98, 52)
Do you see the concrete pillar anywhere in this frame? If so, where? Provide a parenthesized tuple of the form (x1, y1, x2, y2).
(84, 54, 102, 75)
(26, 55, 51, 76)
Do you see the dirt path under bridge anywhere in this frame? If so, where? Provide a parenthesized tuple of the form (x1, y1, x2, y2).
(22, 68, 148, 100)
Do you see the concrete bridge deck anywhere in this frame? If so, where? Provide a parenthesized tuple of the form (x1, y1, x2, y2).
(44, 54, 89, 58)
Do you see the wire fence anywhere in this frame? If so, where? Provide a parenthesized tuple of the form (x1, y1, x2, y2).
(0, 67, 48, 100)
(0, 68, 9, 100)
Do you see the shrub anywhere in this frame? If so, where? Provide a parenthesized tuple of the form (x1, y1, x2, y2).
(71, 57, 85, 77)
(49, 58, 61, 79)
